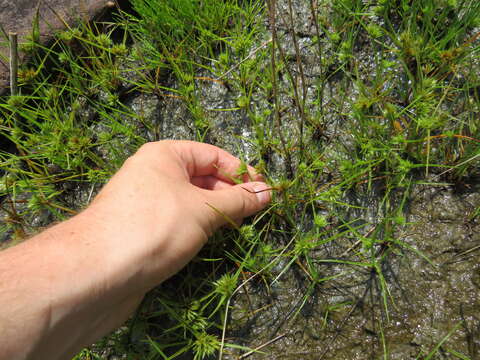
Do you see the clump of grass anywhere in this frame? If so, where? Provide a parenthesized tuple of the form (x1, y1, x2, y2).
(123, 0, 265, 138)
(0, 19, 147, 242)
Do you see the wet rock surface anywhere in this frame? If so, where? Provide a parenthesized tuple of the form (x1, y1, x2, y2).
(0, 0, 114, 93)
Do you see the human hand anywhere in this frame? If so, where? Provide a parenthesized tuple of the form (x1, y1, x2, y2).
(87, 140, 272, 292)
(0, 140, 271, 360)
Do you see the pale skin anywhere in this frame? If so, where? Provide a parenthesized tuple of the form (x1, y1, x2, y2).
(0, 140, 271, 360)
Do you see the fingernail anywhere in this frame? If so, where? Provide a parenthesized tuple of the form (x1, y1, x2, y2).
(253, 183, 271, 204)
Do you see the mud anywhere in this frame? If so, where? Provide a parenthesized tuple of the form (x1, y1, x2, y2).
(221, 186, 480, 359)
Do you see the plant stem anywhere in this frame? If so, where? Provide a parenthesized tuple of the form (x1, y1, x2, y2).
(9, 32, 18, 97)
(268, 0, 294, 179)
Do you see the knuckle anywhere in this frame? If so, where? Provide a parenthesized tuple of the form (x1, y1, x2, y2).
(137, 141, 158, 154)
(136, 141, 173, 159)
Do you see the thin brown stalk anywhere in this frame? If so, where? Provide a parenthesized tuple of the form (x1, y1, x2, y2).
(9, 32, 18, 96)
(287, 0, 307, 161)
(267, 0, 294, 179)
(309, 0, 325, 117)
(239, 333, 287, 359)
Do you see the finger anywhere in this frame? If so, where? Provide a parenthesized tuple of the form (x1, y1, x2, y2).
(202, 181, 272, 229)
(170, 141, 261, 183)
(191, 176, 232, 190)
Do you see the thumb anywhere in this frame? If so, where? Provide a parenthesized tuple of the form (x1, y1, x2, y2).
(204, 181, 271, 228)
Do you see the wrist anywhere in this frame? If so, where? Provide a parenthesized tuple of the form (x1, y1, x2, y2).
(75, 204, 155, 293)
(81, 197, 180, 292)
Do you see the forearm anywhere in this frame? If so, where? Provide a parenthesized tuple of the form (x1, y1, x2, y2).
(0, 208, 146, 360)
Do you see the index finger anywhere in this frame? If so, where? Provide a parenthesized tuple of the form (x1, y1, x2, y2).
(170, 140, 263, 184)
